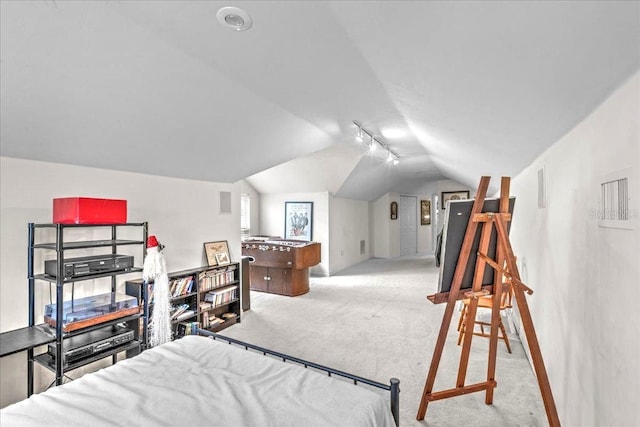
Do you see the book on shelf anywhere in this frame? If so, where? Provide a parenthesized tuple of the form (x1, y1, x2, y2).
(169, 276, 194, 298)
(200, 308, 237, 329)
(203, 286, 238, 307)
(176, 321, 200, 337)
(198, 265, 237, 291)
(206, 316, 225, 327)
(199, 301, 213, 311)
(174, 310, 196, 322)
(221, 312, 237, 322)
(201, 313, 208, 328)
(170, 303, 196, 321)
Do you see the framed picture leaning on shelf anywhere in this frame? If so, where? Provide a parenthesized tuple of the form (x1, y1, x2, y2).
(441, 190, 470, 209)
(215, 252, 231, 266)
(284, 201, 313, 241)
(204, 240, 231, 266)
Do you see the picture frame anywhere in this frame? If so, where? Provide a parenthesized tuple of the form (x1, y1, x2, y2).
(215, 252, 230, 266)
(284, 201, 313, 241)
(390, 201, 398, 220)
(441, 190, 470, 209)
(204, 240, 230, 266)
(421, 199, 431, 225)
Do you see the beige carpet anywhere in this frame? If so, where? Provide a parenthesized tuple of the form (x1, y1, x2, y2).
(222, 255, 547, 426)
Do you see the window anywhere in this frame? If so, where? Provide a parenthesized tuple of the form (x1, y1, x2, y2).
(241, 194, 251, 240)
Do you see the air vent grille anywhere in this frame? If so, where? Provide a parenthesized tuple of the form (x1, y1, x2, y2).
(598, 169, 634, 231)
(601, 178, 628, 221)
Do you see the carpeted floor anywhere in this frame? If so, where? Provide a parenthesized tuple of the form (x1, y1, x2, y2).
(222, 255, 547, 426)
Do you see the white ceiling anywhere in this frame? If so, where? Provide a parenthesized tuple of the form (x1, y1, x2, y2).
(1, 1, 639, 200)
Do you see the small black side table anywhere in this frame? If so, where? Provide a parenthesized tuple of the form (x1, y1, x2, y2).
(0, 326, 56, 396)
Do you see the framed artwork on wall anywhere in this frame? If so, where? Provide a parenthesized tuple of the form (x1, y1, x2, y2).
(284, 201, 313, 241)
(204, 240, 231, 266)
(421, 200, 431, 225)
(441, 191, 470, 209)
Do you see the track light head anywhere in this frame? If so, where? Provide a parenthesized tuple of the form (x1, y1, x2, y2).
(354, 122, 364, 143)
(353, 120, 399, 165)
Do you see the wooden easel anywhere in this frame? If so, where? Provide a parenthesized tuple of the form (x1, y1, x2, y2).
(416, 176, 560, 427)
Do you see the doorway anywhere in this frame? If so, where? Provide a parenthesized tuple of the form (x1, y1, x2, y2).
(399, 195, 417, 256)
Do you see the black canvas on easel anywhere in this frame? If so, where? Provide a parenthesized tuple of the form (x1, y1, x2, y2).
(437, 197, 516, 293)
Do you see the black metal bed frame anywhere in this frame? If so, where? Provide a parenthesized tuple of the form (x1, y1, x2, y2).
(197, 329, 400, 426)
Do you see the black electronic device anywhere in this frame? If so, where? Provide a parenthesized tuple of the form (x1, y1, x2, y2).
(47, 324, 134, 365)
(44, 254, 135, 279)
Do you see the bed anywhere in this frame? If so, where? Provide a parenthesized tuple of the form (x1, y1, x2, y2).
(1, 331, 400, 426)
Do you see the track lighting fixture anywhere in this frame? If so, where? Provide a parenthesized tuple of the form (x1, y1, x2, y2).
(386, 152, 394, 162)
(353, 121, 399, 165)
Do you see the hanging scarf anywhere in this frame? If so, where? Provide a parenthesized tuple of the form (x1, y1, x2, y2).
(142, 237, 172, 347)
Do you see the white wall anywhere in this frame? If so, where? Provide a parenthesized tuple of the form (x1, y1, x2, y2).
(259, 192, 330, 276)
(371, 193, 391, 258)
(510, 71, 639, 426)
(329, 197, 369, 275)
(0, 157, 241, 407)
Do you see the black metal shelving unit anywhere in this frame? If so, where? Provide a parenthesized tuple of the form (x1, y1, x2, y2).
(25, 222, 148, 395)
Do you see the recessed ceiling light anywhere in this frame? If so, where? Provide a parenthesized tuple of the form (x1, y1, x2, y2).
(217, 6, 252, 31)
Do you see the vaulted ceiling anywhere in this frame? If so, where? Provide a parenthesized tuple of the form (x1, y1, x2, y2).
(1, 1, 639, 200)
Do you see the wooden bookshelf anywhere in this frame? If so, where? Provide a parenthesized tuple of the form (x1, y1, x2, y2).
(197, 263, 240, 332)
(126, 262, 241, 342)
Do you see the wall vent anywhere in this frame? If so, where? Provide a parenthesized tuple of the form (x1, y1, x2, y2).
(219, 191, 232, 214)
(360, 240, 365, 255)
(537, 167, 546, 208)
(598, 168, 633, 230)
(601, 178, 628, 220)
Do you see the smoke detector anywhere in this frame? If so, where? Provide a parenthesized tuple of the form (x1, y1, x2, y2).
(217, 6, 252, 31)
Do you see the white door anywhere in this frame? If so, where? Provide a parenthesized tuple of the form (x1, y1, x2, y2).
(399, 195, 417, 256)
(432, 193, 439, 253)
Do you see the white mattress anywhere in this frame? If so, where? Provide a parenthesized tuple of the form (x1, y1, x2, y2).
(1, 335, 396, 427)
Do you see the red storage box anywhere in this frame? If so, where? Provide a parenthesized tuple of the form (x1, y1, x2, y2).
(53, 197, 127, 224)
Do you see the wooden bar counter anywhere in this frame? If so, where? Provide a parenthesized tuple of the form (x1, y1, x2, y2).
(241, 240, 321, 296)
